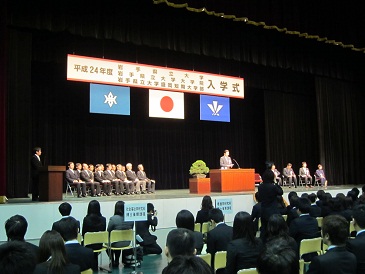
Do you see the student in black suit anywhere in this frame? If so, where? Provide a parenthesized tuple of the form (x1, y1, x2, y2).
(347, 204, 365, 274)
(5, 215, 39, 260)
(307, 215, 357, 274)
(54, 217, 94, 272)
(251, 192, 262, 233)
(0, 241, 37, 274)
(176, 209, 204, 255)
(51, 202, 80, 231)
(289, 197, 320, 254)
(309, 193, 322, 218)
(164, 228, 196, 264)
(30, 146, 42, 201)
(195, 195, 214, 225)
(258, 162, 284, 241)
(206, 208, 233, 270)
(225, 211, 263, 274)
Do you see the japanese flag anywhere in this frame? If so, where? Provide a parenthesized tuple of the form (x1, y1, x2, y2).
(149, 89, 184, 119)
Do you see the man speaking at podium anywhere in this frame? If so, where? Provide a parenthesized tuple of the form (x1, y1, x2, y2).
(220, 149, 234, 169)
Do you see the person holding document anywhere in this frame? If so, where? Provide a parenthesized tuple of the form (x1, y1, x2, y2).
(220, 149, 234, 169)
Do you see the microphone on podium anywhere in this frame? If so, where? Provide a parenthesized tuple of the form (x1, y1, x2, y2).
(232, 158, 240, 169)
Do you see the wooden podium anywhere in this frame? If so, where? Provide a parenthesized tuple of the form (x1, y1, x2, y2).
(210, 169, 255, 192)
(39, 165, 65, 201)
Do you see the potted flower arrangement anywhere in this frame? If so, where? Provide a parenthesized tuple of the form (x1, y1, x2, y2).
(189, 160, 210, 178)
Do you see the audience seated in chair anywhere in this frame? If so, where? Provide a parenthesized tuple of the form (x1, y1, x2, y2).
(225, 211, 263, 274)
(52, 202, 80, 231)
(162, 255, 213, 274)
(176, 209, 204, 255)
(196, 195, 214, 225)
(308, 193, 322, 218)
(0, 241, 37, 274)
(307, 215, 357, 274)
(257, 238, 299, 274)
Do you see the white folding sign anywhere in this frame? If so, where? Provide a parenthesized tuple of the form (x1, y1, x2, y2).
(67, 54, 244, 98)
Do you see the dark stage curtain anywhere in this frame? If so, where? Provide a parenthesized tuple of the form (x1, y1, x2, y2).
(315, 77, 365, 185)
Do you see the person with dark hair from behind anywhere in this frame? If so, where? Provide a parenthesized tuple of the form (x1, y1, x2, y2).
(196, 195, 214, 225)
(30, 146, 42, 201)
(52, 202, 80, 231)
(225, 211, 263, 274)
(176, 209, 204, 255)
(82, 199, 106, 269)
(206, 208, 233, 271)
(266, 214, 298, 258)
(316, 189, 325, 208)
(5, 214, 39, 259)
(320, 192, 333, 217)
(0, 241, 37, 274)
(251, 192, 262, 234)
(34, 230, 80, 274)
(107, 200, 134, 267)
(307, 215, 356, 274)
(53, 217, 94, 272)
(286, 195, 300, 227)
(257, 238, 299, 274)
(258, 161, 284, 241)
(347, 204, 365, 274)
(308, 193, 322, 218)
(136, 202, 162, 255)
(162, 255, 213, 274)
(164, 228, 196, 264)
(289, 197, 320, 257)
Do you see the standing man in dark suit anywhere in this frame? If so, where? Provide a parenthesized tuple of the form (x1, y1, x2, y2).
(307, 215, 357, 274)
(283, 163, 297, 188)
(126, 163, 144, 194)
(30, 147, 42, 201)
(347, 204, 365, 274)
(54, 217, 94, 272)
(206, 208, 233, 269)
(137, 164, 156, 193)
(220, 149, 233, 169)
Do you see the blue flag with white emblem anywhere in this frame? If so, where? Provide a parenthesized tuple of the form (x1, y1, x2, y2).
(90, 83, 130, 115)
(200, 95, 230, 122)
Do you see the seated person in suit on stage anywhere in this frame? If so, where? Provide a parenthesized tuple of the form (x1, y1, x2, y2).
(80, 163, 101, 197)
(0, 241, 37, 274)
(289, 197, 320, 257)
(136, 203, 162, 255)
(271, 164, 282, 185)
(65, 161, 86, 198)
(137, 164, 156, 193)
(315, 164, 328, 188)
(54, 217, 94, 272)
(206, 208, 233, 270)
(257, 238, 299, 274)
(307, 215, 357, 274)
(195, 195, 214, 225)
(283, 163, 297, 188)
(94, 164, 112, 196)
(126, 163, 145, 194)
(115, 164, 134, 195)
(162, 255, 213, 274)
(104, 163, 123, 195)
(164, 228, 196, 264)
(34, 230, 80, 274)
(220, 149, 233, 169)
(5, 215, 39, 260)
(299, 161, 313, 188)
(176, 209, 204, 255)
(347, 204, 365, 274)
(107, 201, 134, 267)
(225, 211, 263, 274)
(309, 193, 322, 218)
(82, 200, 107, 270)
(52, 202, 80, 231)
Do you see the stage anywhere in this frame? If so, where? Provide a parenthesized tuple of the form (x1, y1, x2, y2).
(0, 184, 359, 242)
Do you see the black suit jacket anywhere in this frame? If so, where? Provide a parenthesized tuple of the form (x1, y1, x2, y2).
(289, 214, 320, 251)
(195, 209, 211, 224)
(310, 205, 322, 218)
(347, 232, 365, 274)
(30, 154, 42, 177)
(94, 170, 107, 183)
(257, 182, 283, 222)
(206, 223, 233, 267)
(307, 246, 357, 274)
(126, 169, 138, 181)
(52, 216, 80, 233)
(65, 242, 94, 271)
(225, 237, 263, 274)
(80, 170, 93, 182)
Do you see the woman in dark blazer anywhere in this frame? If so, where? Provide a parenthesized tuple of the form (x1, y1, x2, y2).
(225, 211, 263, 274)
(176, 209, 204, 255)
(195, 195, 214, 225)
(34, 230, 80, 274)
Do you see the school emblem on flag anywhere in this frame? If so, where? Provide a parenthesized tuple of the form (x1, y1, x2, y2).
(149, 89, 184, 119)
(90, 83, 130, 115)
(200, 95, 230, 122)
